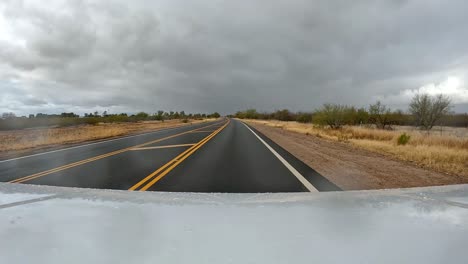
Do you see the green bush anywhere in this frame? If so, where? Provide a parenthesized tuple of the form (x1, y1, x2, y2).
(58, 117, 83, 127)
(397, 133, 411, 145)
(181, 119, 189, 123)
(296, 113, 313, 123)
(314, 104, 348, 129)
(210, 112, 221, 118)
(85, 118, 100, 125)
(235, 109, 259, 119)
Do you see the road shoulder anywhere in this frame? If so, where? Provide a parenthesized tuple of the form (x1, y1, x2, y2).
(245, 121, 464, 190)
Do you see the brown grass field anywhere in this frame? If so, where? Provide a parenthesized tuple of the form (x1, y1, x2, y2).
(0, 119, 214, 153)
(245, 119, 468, 178)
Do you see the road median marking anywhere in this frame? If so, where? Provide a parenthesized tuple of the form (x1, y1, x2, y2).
(242, 122, 318, 192)
(129, 119, 230, 191)
(9, 121, 225, 184)
(188, 130, 217, 133)
(130, 144, 196, 151)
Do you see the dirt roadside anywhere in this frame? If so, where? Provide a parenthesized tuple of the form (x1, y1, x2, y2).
(246, 121, 467, 190)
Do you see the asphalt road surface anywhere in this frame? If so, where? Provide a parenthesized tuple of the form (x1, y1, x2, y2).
(0, 118, 340, 192)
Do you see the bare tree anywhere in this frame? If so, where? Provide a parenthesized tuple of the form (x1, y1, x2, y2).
(369, 101, 393, 129)
(409, 93, 451, 130)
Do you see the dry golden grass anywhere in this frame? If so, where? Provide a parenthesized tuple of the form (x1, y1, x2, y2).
(244, 119, 468, 177)
(0, 119, 214, 152)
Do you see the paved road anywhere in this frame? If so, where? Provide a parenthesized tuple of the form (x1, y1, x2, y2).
(0, 118, 340, 192)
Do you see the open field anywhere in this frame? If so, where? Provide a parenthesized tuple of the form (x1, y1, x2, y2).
(0, 119, 214, 154)
(244, 119, 468, 186)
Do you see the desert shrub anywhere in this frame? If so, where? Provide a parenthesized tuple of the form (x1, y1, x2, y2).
(85, 118, 100, 125)
(208, 112, 221, 118)
(314, 104, 349, 129)
(397, 133, 411, 145)
(58, 117, 84, 127)
(273, 109, 294, 121)
(135, 112, 149, 120)
(241, 109, 260, 119)
(296, 112, 313, 123)
(181, 119, 189, 123)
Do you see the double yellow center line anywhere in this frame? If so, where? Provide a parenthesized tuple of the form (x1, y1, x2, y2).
(129, 119, 230, 191)
(10, 120, 226, 184)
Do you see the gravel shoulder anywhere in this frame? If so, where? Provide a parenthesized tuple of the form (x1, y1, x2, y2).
(247, 121, 466, 190)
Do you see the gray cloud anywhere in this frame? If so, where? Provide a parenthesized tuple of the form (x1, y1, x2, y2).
(1, 0, 468, 116)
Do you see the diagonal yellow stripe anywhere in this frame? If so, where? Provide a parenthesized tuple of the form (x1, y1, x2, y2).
(128, 120, 229, 191)
(129, 119, 230, 191)
(130, 144, 196, 150)
(10, 121, 225, 184)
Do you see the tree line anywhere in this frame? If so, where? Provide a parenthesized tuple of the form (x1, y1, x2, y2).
(0, 111, 221, 131)
(233, 94, 467, 130)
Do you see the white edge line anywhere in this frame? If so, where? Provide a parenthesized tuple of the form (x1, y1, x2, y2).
(0, 123, 213, 163)
(242, 123, 318, 192)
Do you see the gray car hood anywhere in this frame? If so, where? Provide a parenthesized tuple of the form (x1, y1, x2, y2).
(0, 183, 467, 264)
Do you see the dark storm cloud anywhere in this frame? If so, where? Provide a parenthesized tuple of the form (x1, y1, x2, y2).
(0, 0, 467, 115)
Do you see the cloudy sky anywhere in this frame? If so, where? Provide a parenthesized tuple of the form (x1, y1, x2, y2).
(1, 0, 468, 116)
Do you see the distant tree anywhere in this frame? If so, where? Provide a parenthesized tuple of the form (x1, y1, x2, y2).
(234, 111, 244, 118)
(463, 113, 468, 128)
(274, 109, 294, 121)
(60, 112, 78, 118)
(1, 112, 16, 119)
(389, 109, 409, 126)
(355, 107, 369, 125)
(342, 106, 358, 125)
(409, 93, 451, 130)
(136, 112, 149, 119)
(369, 101, 393, 129)
(314, 104, 348, 129)
(296, 112, 313, 123)
(153, 110, 164, 121)
(243, 109, 259, 119)
(211, 112, 221, 118)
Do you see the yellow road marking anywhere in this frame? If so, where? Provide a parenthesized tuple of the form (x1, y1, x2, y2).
(189, 130, 216, 133)
(129, 119, 230, 191)
(139, 120, 229, 191)
(130, 144, 196, 151)
(128, 120, 229, 191)
(10, 121, 225, 184)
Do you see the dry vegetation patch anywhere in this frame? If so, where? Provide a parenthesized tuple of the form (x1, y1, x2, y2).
(245, 119, 468, 177)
